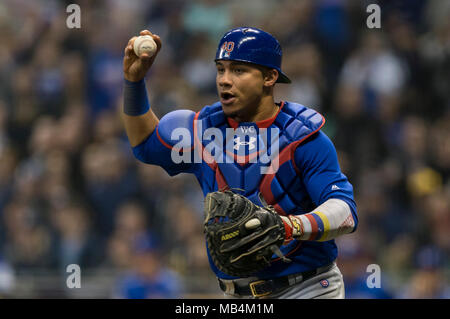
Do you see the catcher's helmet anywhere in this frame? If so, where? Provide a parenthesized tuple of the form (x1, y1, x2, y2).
(215, 27, 291, 83)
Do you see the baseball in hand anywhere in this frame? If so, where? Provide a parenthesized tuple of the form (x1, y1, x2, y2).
(133, 35, 157, 58)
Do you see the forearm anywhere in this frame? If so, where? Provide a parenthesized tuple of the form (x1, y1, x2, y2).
(122, 79, 159, 147)
(281, 198, 355, 242)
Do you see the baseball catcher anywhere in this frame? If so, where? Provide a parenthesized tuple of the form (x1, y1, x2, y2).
(122, 27, 358, 298)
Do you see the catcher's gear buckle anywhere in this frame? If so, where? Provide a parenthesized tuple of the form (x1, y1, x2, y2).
(249, 280, 272, 297)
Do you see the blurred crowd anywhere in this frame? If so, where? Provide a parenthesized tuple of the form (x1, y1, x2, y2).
(0, 0, 449, 298)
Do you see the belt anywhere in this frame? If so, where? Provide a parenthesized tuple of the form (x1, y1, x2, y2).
(218, 263, 334, 298)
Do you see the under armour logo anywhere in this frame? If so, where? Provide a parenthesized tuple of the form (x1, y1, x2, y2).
(331, 185, 340, 190)
(234, 136, 257, 151)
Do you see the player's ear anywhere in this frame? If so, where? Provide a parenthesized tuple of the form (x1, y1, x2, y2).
(263, 69, 278, 87)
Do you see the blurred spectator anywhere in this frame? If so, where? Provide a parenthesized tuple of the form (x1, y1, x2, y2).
(113, 234, 182, 299)
(337, 235, 393, 299)
(106, 200, 153, 269)
(276, 42, 325, 110)
(50, 201, 104, 273)
(81, 138, 139, 236)
(2, 200, 54, 272)
(397, 246, 450, 298)
(164, 198, 209, 277)
(400, 269, 450, 299)
(181, 33, 217, 94)
(339, 30, 408, 120)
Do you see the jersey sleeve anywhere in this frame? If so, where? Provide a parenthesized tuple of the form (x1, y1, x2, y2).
(294, 131, 358, 228)
(132, 110, 197, 176)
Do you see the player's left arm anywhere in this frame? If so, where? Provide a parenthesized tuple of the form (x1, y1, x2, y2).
(281, 131, 358, 242)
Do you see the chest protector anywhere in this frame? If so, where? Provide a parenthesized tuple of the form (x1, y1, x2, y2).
(193, 101, 325, 217)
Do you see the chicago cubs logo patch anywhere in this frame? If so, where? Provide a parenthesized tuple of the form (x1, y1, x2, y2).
(320, 279, 329, 288)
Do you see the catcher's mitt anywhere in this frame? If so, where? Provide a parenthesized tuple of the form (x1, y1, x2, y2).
(203, 190, 290, 277)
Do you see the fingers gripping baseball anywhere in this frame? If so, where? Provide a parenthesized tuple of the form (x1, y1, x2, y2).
(123, 30, 162, 82)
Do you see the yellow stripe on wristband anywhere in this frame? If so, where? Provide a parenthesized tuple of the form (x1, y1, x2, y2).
(315, 211, 331, 242)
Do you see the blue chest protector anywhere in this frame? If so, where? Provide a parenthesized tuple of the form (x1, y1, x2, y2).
(133, 101, 356, 280)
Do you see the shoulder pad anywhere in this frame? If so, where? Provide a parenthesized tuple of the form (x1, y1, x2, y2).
(157, 110, 195, 148)
(275, 102, 325, 142)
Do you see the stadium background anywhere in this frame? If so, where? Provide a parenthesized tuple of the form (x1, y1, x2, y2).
(0, 0, 449, 298)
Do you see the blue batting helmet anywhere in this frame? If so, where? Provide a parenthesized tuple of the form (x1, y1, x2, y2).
(215, 27, 291, 83)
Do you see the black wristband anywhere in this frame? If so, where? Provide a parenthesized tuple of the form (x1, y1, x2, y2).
(123, 78, 150, 116)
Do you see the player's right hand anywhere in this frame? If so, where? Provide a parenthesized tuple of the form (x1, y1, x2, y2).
(123, 30, 162, 82)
